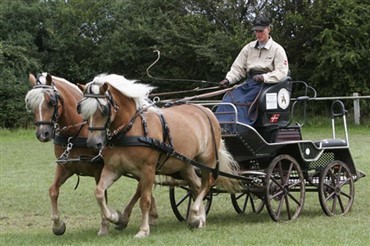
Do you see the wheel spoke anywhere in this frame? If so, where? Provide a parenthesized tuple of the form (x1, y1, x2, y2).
(176, 191, 191, 207)
(331, 195, 338, 212)
(284, 162, 294, 186)
(269, 189, 284, 201)
(339, 190, 352, 199)
(242, 194, 249, 212)
(285, 196, 292, 220)
(337, 195, 346, 213)
(186, 195, 192, 219)
(276, 195, 284, 217)
(324, 191, 336, 202)
(338, 177, 351, 188)
(287, 192, 302, 206)
(249, 195, 256, 212)
(270, 176, 284, 190)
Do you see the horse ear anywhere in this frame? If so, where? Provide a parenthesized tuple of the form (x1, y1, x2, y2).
(29, 74, 37, 86)
(46, 74, 53, 85)
(77, 83, 86, 92)
(100, 83, 109, 94)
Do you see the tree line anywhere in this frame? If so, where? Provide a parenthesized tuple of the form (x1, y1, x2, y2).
(1, 0, 369, 128)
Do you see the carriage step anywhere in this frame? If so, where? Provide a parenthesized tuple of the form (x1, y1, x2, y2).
(276, 127, 302, 142)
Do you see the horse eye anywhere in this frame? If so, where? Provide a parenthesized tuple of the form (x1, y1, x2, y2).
(48, 99, 55, 107)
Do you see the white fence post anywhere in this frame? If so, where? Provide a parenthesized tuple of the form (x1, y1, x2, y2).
(353, 93, 360, 125)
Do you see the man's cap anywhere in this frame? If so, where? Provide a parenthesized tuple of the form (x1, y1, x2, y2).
(252, 16, 270, 30)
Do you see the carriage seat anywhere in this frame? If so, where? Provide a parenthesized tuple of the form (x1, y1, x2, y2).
(314, 139, 347, 148)
(254, 76, 292, 128)
(253, 77, 300, 142)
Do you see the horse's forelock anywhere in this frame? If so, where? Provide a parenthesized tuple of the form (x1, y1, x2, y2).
(25, 88, 49, 111)
(78, 97, 106, 119)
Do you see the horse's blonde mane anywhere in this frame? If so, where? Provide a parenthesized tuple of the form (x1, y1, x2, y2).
(92, 74, 156, 109)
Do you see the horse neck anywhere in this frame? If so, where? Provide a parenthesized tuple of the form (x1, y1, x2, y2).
(56, 83, 87, 136)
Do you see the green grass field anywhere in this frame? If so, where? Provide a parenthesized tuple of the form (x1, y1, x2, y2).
(1, 126, 369, 245)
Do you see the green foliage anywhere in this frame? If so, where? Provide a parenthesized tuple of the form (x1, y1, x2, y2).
(0, 0, 369, 128)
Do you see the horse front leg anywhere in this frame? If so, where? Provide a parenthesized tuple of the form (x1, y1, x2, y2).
(95, 168, 121, 236)
(187, 172, 212, 229)
(49, 165, 73, 235)
(94, 174, 110, 236)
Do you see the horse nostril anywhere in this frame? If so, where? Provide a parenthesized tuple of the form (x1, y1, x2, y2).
(96, 143, 103, 150)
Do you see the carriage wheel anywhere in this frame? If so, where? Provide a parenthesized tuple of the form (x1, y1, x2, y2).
(265, 154, 305, 222)
(318, 160, 355, 216)
(230, 192, 264, 214)
(169, 186, 213, 221)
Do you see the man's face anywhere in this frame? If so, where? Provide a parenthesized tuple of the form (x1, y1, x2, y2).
(254, 27, 270, 43)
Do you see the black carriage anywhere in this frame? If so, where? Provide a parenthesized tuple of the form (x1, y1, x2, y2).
(168, 78, 365, 222)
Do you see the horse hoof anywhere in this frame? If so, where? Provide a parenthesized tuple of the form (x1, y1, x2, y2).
(52, 222, 66, 235)
(114, 211, 128, 230)
(97, 229, 109, 236)
(134, 230, 149, 238)
(188, 220, 200, 228)
(115, 222, 128, 231)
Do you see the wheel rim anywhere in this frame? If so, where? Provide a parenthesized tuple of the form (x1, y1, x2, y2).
(265, 154, 305, 222)
(230, 192, 264, 214)
(319, 161, 354, 216)
(169, 186, 212, 221)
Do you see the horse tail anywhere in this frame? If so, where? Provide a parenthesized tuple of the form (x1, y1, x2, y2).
(214, 140, 242, 193)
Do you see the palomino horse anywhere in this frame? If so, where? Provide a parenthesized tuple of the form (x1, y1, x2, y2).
(78, 74, 241, 238)
(25, 73, 158, 236)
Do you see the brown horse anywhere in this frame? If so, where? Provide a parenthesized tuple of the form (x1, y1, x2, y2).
(25, 73, 158, 236)
(78, 74, 241, 238)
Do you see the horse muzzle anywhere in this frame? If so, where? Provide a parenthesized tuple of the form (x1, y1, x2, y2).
(36, 125, 55, 142)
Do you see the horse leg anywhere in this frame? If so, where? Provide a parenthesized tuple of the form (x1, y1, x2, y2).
(49, 165, 73, 235)
(94, 174, 110, 236)
(134, 168, 155, 238)
(95, 168, 121, 236)
(116, 181, 158, 231)
(116, 182, 141, 230)
(187, 171, 212, 229)
(149, 193, 158, 226)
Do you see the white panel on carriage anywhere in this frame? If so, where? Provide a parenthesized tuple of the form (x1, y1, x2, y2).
(265, 93, 277, 110)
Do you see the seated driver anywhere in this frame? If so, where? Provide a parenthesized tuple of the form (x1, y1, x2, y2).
(216, 15, 289, 125)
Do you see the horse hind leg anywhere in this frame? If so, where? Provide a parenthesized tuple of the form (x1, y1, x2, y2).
(134, 170, 155, 238)
(187, 171, 212, 229)
(149, 194, 158, 226)
(116, 182, 158, 231)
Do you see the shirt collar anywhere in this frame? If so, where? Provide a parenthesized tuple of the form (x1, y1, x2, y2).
(253, 37, 273, 49)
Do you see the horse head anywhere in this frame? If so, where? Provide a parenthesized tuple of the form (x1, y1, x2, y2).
(77, 80, 116, 150)
(25, 73, 63, 142)
(78, 74, 155, 150)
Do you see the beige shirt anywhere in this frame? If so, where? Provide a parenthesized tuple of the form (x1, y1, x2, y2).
(225, 37, 289, 84)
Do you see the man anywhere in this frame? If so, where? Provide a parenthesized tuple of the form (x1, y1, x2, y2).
(216, 15, 289, 125)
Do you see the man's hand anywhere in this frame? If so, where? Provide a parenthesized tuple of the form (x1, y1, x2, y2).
(253, 74, 264, 82)
(219, 79, 230, 88)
